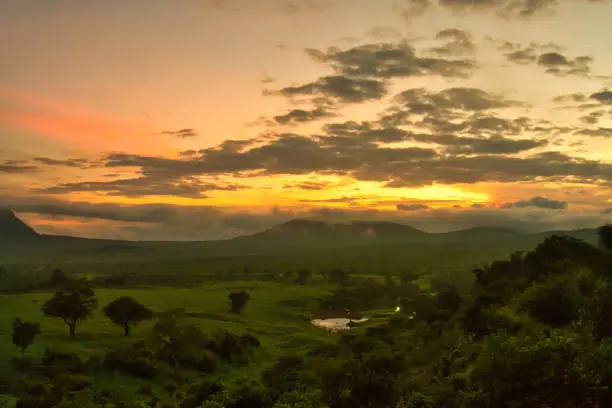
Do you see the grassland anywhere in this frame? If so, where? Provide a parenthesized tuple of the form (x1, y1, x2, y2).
(0, 281, 340, 381)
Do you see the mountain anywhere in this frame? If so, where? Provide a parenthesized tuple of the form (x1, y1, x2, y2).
(0, 211, 602, 264)
(245, 219, 600, 247)
(0, 208, 39, 241)
(242, 219, 430, 247)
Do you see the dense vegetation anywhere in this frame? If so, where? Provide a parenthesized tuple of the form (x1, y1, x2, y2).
(1, 224, 611, 407)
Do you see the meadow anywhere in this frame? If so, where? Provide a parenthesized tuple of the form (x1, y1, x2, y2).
(0, 281, 340, 380)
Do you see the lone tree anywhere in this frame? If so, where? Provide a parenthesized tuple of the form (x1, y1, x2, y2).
(598, 224, 612, 253)
(103, 296, 154, 336)
(12, 318, 41, 357)
(229, 291, 250, 314)
(41, 285, 97, 337)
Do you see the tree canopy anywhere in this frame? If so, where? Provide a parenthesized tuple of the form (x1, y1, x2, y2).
(41, 286, 97, 337)
(103, 296, 154, 336)
(12, 318, 41, 357)
(229, 291, 251, 314)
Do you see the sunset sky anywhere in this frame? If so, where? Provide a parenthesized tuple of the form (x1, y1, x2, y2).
(1, 0, 612, 240)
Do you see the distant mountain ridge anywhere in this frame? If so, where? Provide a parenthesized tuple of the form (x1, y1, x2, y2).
(242, 218, 599, 247)
(0, 209, 600, 248)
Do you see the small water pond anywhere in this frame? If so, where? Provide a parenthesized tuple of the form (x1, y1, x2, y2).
(311, 317, 369, 332)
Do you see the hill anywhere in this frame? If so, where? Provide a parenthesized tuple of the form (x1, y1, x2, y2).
(0, 208, 39, 241)
(0, 211, 601, 264)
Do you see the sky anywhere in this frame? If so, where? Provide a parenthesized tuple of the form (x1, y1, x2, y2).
(1, 0, 612, 240)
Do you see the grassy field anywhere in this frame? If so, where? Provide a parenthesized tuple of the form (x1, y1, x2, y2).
(0, 281, 339, 382)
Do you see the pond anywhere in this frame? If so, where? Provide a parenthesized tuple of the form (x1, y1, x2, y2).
(311, 317, 369, 332)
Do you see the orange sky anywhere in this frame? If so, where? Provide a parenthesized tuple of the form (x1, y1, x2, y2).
(1, 0, 612, 239)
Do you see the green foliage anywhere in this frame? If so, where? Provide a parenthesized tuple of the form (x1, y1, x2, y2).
(103, 296, 153, 336)
(229, 291, 250, 314)
(521, 280, 582, 327)
(11, 318, 40, 357)
(583, 285, 612, 340)
(41, 285, 97, 337)
(598, 224, 612, 252)
(465, 331, 612, 407)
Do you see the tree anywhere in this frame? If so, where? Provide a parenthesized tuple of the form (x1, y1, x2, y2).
(384, 272, 395, 286)
(522, 280, 582, 327)
(49, 268, 68, 286)
(295, 269, 312, 285)
(436, 284, 462, 313)
(103, 296, 153, 336)
(229, 291, 250, 314)
(12, 318, 41, 357)
(598, 224, 612, 253)
(329, 268, 350, 286)
(398, 271, 418, 286)
(41, 286, 97, 337)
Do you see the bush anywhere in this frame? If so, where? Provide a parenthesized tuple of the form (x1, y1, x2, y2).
(53, 374, 91, 393)
(195, 350, 219, 373)
(103, 351, 159, 379)
(179, 381, 223, 408)
(40, 350, 89, 375)
(241, 333, 261, 348)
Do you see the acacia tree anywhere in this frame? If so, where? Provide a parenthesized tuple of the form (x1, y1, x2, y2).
(12, 318, 41, 357)
(229, 291, 250, 314)
(41, 286, 97, 337)
(103, 296, 153, 336)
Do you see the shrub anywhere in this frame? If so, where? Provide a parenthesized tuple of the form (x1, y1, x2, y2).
(40, 350, 89, 375)
(103, 351, 159, 379)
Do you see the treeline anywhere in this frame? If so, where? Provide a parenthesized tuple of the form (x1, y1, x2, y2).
(0, 264, 426, 294)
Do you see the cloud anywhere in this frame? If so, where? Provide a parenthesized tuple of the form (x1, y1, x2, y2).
(273, 75, 388, 103)
(381, 87, 529, 134)
(501, 196, 568, 210)
(590, 91, 612, 105)
(0, 163, 38, 173)
(397, 203, 430, 211)
(273, 107, 335, 125)
(283, 181, 332, 190)
(398, 0, 431, 21)
(394, 87, 525, 112)
(574, 127, 612, 138)
(161, 128, 198, 138)
(537, 52, 593, 76)
(33, 157, 95, 168)
(401, 0, 601, 19)
(553, 93, 589, 104)
(98, 134, 612, 190)
(306, 42, 478, 79)
(495, 41, 593, 76)
(35, 176, 248, 198)
(429, 29, 477, 56)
